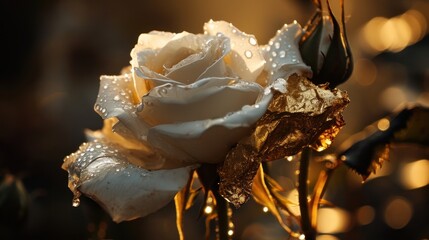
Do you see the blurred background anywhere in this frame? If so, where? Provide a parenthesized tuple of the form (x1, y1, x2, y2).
(1, 0, 428, 239)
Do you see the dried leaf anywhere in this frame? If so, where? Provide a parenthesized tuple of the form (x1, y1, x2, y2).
(251, 165, 301, 238)
(393, 106, 429, 144)
(185, 187, 202, 210)
(174, 188, 187, 240)
(264, 175, 301, 220)
(219, 75, 349, 206)
(341, 106, 429, 179)
(252, 75, 349, 160)
(218, 144, 260, 207)
(309, 170, 332, 228)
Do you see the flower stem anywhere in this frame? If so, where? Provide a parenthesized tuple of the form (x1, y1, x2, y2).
(214, 191, 231, 240)
(298, 147, 316, 240)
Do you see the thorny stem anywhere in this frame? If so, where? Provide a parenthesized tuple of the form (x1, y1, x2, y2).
(214, 191, 231, 240)
(298, 148, 316, 240)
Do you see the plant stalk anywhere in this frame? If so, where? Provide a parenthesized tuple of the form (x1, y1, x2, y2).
(214, 192, 231, 240)
(298, 148, 316, 240)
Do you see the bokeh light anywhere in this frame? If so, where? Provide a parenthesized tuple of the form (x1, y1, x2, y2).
(377, 118, 390, 131)
(384, 197, 413, 229)
(400, 159, 429, 189)
(356, 205, 375, 225)
(316, 235, 340, 240)
(379, 86, 409, 111)
(360, 9, 428, 54)
(353, 58, 378, 87)
(316, 208, 351, 234)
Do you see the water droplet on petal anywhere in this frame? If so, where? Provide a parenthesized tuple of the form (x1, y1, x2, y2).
(249, 37, 257, 46)
(271, 51, 277, 57)
(72, 196, 80, 207)
(244, 50, 253, 58)
(279, 50, 286, 58)
(274, 42, 280, 49)
(113, 95, 120, 101)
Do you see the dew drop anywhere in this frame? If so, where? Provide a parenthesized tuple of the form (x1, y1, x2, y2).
(103, 85, 108, 89)
(249, 37, 257, 46)
(232, 29, 237, 34)
(72, 196, 80, 207)
(159, 88, 168, 95)
(279, 50, 286, 58)
(244, 50, 253, 58)
(271, 51, 277, 57)
(113, 95, 120, 101)
(272, 63, 277, 68)
(274, 42, 280, 49)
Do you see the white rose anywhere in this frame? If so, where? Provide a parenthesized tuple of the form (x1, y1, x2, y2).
(62, 20, 311, 222)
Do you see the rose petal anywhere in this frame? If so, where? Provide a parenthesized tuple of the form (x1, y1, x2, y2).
(95, 74, 151, 139)
(131, 32, 209, 88)
(62, 140, 195, 222)
(139, 77, 262, 125)
(204, 20, 265, 82)
(152, 32, 205, 74)
(165, 37, 230, 83)
(85, 119, 171, 169)
(130, 31, 176, 69)
(146, 87, 273, 164)
(263, 22, 312, 83)
(197, 37, 231, 80)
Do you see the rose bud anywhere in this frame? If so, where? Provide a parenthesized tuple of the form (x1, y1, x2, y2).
(299, 0, 353, 87)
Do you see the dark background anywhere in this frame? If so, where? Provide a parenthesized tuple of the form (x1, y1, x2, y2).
(1, 0, 428, 239)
